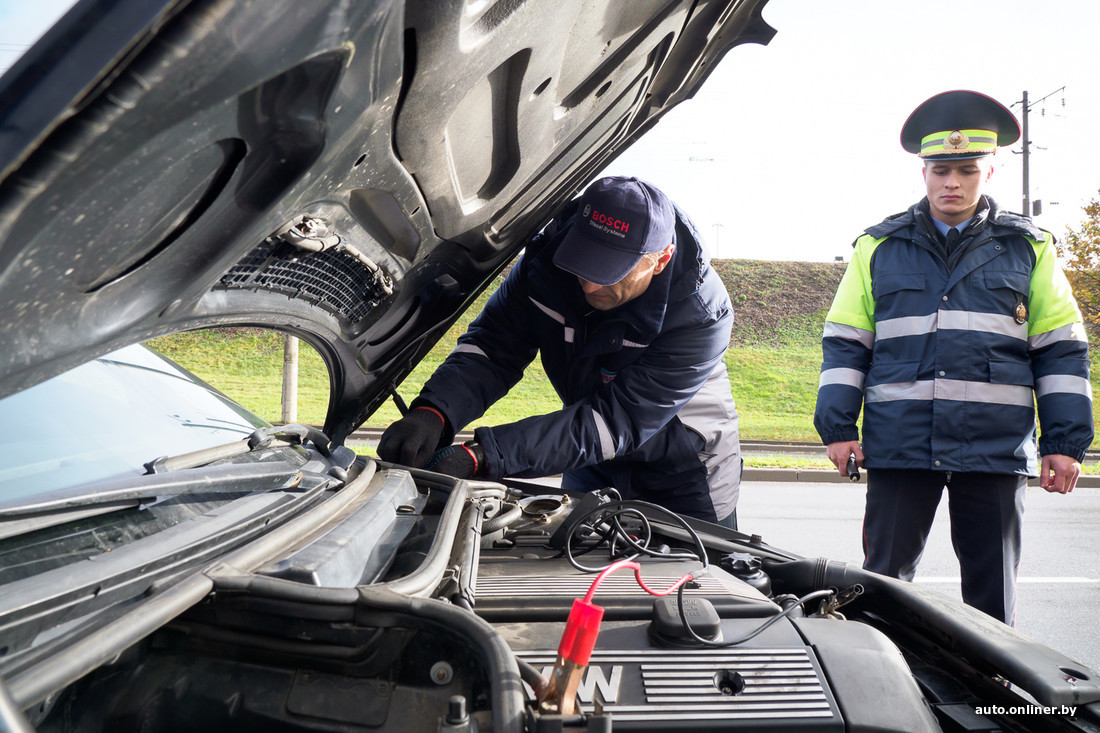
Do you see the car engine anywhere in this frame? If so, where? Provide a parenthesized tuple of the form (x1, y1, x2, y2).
(21, 462, 1091, 732)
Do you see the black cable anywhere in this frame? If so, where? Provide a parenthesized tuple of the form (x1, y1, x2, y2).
(562, 498, 710, 574)
(676, 587, 835, 647)
(608, 508, 652, 558)
(563, 504, 620, 571)
(566, 520, 639, 572)
(612, 500, 710, 571)
(606, 509, 699, 562)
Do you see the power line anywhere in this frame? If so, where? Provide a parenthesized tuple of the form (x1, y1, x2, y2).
(1011, 86, 1065, 217)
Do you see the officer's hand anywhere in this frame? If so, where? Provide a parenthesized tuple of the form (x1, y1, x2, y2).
(1040, 453, 1081, 494)
(376, 405, 446, 468)
(426, 442, 487, 480)
(826, 441, 863, 477)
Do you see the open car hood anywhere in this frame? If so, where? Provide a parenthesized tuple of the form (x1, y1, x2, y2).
(0, 0, 774, 441)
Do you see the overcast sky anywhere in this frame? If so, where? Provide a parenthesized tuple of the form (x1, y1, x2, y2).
(0, 0, 71, 67)
(4, 0, 1098, 262)
(603, 0, 1100, 260)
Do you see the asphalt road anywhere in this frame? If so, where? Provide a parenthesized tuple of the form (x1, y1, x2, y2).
(737, 478, 1100, 675)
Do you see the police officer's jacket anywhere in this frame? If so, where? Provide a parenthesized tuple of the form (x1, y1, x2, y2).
(814, 196, 1093, 475)
(418, 201, 740, 521)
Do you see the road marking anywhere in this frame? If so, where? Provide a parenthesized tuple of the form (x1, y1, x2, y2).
(915, 577, 1098, 584)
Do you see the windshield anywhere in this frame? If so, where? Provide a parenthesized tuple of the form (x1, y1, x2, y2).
(0, 344, 269, 503)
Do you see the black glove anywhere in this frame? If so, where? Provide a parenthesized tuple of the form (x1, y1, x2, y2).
(377, 405, 447, 467)
(425, 441, 487, 479)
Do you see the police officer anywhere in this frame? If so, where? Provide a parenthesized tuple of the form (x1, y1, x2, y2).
(378, 176, 742, 527)
(814, 90, 1093, 625)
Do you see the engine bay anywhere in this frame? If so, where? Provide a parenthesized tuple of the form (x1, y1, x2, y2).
(21, 463, 1095, 732)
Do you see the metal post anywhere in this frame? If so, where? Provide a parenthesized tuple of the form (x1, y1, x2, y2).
(1021, 90, 1030, 216)
(281, 334, 298, 424)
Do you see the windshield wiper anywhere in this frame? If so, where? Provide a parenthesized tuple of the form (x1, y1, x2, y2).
(0, 463, 308, 541)
(143, 424, 334, 474)
(0, 425, 345, 541)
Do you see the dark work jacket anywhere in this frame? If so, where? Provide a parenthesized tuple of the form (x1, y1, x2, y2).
(814, 196, 1093, 475)
(419, 201, 740, 521)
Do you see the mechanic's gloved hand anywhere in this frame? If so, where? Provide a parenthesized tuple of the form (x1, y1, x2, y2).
(425, 442, 487, 479)
(376, 405, 447, 467)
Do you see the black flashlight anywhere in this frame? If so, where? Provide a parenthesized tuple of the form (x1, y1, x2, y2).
(846, 452, 860, 482)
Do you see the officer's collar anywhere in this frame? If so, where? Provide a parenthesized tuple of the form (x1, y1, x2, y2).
(983, 196, 1045, 240)
(866, 195, 1040, 241)
(921, 197, 987, 239)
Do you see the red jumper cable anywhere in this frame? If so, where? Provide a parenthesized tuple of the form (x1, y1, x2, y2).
(537, 559, 696, 714)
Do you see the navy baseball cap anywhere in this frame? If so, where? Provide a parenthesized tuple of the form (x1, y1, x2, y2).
(553, 176, 675, 286)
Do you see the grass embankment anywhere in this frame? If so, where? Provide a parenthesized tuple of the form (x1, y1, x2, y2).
(149, 259, 1100, 470)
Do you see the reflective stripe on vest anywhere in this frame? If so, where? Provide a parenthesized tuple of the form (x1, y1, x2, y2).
(866, 378, 1033, 407)
(590, 408, 617, 461)
(823, 321, 875, 348)
(819, 367, 866, 390)
(876, 310, 1027, 341)
(876, 314, 937, 340)
(1028, 322, 1090, 351)
(529, 297, 575, 343)
(1036, 374, 1093, 400)
(450, 343, 488, 359)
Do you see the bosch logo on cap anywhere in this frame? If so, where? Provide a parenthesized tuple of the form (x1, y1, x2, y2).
(591, 210, 630, 233)
(586, 208, 631, 237)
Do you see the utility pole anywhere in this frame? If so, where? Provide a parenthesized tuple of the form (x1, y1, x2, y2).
(1014, 86, 1064, 217)
(1021, 90, 1029, 217)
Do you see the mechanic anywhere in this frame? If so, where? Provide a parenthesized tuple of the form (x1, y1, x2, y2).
(378, 176, 742, 527)
(813, 90, 1093, 625)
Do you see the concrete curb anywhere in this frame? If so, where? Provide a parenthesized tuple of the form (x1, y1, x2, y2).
(742, 467, 860, 484)
(338, 428, 1100, 488)
(742, 466, 1100, 488)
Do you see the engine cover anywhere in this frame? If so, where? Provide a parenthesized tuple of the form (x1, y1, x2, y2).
(477, 545, 938, 730)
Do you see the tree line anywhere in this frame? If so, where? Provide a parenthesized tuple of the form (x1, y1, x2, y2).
(1059, 190, 1100, 336)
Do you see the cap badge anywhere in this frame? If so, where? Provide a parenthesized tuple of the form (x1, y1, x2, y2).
(1014, 302, 1028, 324)
(944, 130, 970, 150)
(582, 203, 592, 218)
